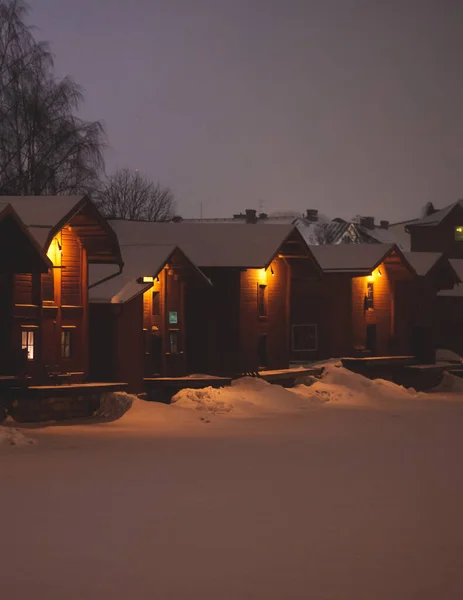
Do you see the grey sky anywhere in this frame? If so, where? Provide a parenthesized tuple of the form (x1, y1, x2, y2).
(31, 0, 463, 221)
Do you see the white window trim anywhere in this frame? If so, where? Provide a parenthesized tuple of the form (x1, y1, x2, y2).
(291, 323, 318, 352)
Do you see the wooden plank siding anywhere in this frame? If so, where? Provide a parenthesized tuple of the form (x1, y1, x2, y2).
(10, 225, 89, 382)
(239, 257, 290, 372)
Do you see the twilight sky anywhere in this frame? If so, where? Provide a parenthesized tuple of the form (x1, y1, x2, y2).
(31, 0, 463, 221)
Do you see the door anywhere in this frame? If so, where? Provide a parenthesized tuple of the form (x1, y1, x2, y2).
(258, 334, 268, 368)
(366, 324, 377, 354)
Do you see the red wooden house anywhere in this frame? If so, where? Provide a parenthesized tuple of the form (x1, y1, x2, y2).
(403, 252, 459, 362)
(108, 221, 322, 376)
(0, 196, 122, 383)
(435, 258, 463, 357)
(406, 199, 463, 258)
(294, 244, 418, 360)
(89, 245, 211, 392)
(0, 203, 52, 375)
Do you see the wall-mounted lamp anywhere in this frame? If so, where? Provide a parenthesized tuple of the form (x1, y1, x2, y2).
(56, 239, 62, 252)
(142, 276, 154, 283)
(155, 276, 160, 283)
(377, 268, 382, 277)
(270, 266, 274, 276)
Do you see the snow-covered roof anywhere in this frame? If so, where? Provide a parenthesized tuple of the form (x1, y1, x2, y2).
(0, 195, 85, 229)
(0, 195, 122, 265)
(0, 202, 53, 272)
(310, 243, 397, 273)
(403, 252, 443, 276)
(449, 259, 463, 282)
(438, 284, 463, 297)
(109, 220, 299, 268)
(407, 200, 463, 228)
(90, 244, 210, 303)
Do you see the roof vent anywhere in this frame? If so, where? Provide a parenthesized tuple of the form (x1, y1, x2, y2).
(359, 216, 375, 230)
(245, 209, 258, 224)
(306, 209, 318, 222)
(380, 220, 389, 230)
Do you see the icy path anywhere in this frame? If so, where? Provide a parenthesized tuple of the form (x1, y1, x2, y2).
(2, 392, 463, 600)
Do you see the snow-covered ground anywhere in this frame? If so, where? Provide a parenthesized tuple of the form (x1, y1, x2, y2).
(2, 363, 463, 599)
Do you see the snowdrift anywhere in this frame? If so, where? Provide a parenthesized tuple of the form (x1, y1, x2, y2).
(170, 362, 425, 417)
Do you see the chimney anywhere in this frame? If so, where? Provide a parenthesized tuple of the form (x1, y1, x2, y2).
(306, 209, 318, 222)
(359, 216, 375, 230)
(245, 209, 258, 224)
(380, 220, 389, 230)
(258, 212, 268, 220)
(233, 212, 246, 220)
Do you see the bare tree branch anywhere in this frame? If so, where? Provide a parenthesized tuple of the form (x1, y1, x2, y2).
(96, 169, 177, 221)
(0, 0, 105, 196)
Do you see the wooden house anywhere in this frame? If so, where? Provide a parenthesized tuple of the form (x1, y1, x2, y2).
(89, 245, 211, 392)
(0, 196, 122, 383)
(435, 258, 463, 357)
(402, 252, 459, 362)
(406, 200, 463, 258)
(108, 221, 322, 376)
(296, 244, 418, 360)
(0, 203, 52, 375)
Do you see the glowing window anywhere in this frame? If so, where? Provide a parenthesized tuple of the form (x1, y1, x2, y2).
(61, 329, 72, 359)
(455, 226, 463, 241)
(21, 330, 35, 360)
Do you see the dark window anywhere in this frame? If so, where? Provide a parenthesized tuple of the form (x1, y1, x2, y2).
(257, 284, 267, 317)
(455, 226, 463, 241)
(21, 329, 35, 360)
(169, 330, 180, 354)
(292, 324, 318, 352)
(61, 329, 72, 359)
(365, 281, 374, 309)
(152, 291, 160, 316)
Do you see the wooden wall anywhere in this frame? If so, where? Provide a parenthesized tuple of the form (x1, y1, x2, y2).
(290, 273, 352, 361)
(10, 225, 88, 382)
(142, 267, 187, 377)
(351, 266, 393, 355)
(410, 205, 463, 258)
(239, 257, 290, 372)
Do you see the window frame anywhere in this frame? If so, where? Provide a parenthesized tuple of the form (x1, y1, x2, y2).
(455, 226, 463, 241)
(21, 328, 36, 360)
(291, 324, 318, 352)
(168, 329, 180, 355)
(257, 283, 268, 318)
(151, 291, 161, 316)
(366, 281, 374, 309)
(60, 328, 73, 359)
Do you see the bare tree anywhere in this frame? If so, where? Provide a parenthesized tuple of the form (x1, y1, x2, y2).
(96, 168, 176, 221)
(0, 0, 105, 195)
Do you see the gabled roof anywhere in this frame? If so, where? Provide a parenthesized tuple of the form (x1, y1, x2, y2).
(403, 252, 443, 276)
(109, 220, 317, 270)
(0, 195, 122, 266)
(90, 244, 210, 304)
(406, 200, 463, 228)
(0, 203, 53, 273)
(449, 259, 463, 282)
(310, 243, 413, 274)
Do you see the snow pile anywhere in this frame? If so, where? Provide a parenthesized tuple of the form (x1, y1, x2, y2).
(432, 372, 463, 394)
(436, 348, 463, 364)
(171, 362, 422, 417)
(0, 426, 36, 447)
(94, 392, 136, 422)
(301, 361, 419, 406)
